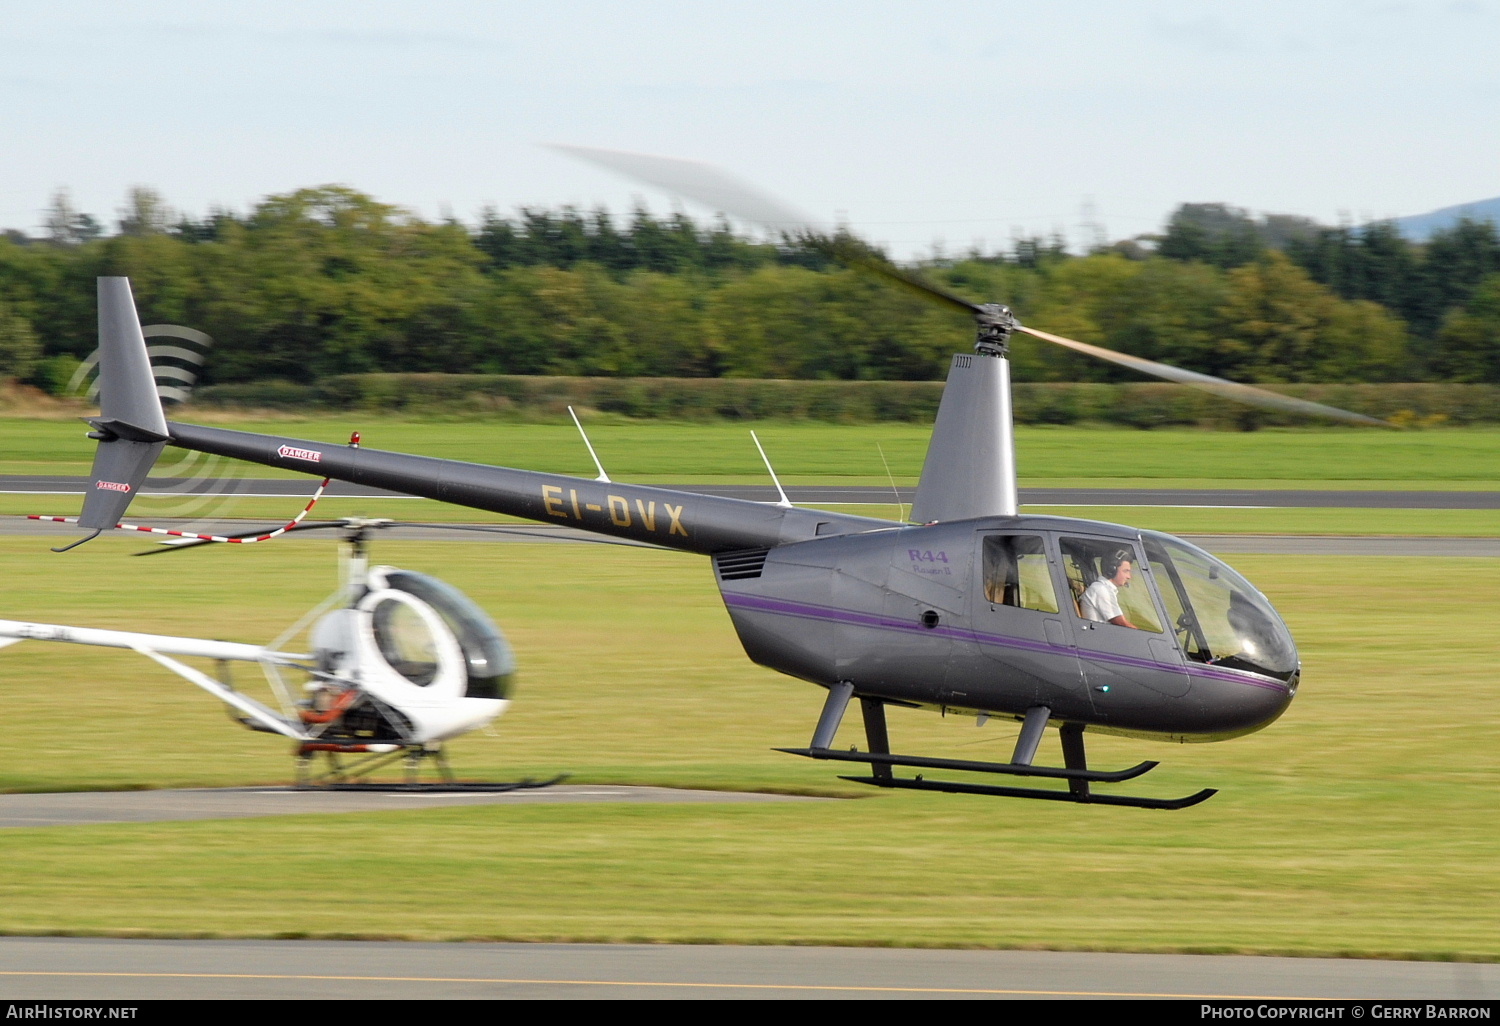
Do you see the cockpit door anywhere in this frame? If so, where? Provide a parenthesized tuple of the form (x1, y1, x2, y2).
(1057, 535, 1190, 699)
(967, 532, 1086, 712)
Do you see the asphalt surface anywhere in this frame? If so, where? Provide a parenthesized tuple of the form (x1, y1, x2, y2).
(0, 785, 826, 829)
(5, 512, 1497, 555)
(0, 937, 1494, 999)
(5, 475, 1500, 508)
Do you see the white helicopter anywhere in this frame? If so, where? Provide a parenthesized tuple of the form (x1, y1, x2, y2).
(0, 519, 524, 787)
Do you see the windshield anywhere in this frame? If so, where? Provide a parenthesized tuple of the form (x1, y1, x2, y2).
(384, 570, 515, 700)
(1142, 532, 1298, 682)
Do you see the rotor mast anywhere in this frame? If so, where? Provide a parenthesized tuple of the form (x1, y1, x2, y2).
(973, 303, 1020, 517)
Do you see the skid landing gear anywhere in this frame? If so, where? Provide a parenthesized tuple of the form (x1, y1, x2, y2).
(294, 741, 566, 793)
(777, 686, 1216, 810)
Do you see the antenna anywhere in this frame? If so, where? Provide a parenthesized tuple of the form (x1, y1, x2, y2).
(750, 431, 793, 509)
(568, 406, 611, 483)
(877, 442, 908, 523)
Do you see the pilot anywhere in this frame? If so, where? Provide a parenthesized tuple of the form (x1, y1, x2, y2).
(1080, 552, 1139, 629)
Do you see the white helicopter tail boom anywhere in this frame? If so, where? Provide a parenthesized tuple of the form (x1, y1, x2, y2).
(0, 618, 310, 740)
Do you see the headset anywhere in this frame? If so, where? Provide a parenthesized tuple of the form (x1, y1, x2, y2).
(1102, 550, 1133, 580)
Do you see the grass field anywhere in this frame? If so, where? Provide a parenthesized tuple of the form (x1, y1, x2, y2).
(4, 415, 1500, 489)
(5, 415, 1499, 540)
(1, 536, 1496, 958)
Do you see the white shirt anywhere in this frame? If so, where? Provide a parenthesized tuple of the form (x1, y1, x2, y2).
(1080, 578, 1123, 623)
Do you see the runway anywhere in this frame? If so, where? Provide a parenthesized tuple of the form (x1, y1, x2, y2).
(0, 937, 1494, 999)
(0, 785, 828, 829)
(4, 475, 1499, 508)
(4, 512, 1496, 555)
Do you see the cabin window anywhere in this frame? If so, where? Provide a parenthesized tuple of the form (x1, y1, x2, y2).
(384, 570, 516, 700)
(982, 535, 1059, 614)
(1059, 537, 1163, 633)
(370, 597, 441, 686)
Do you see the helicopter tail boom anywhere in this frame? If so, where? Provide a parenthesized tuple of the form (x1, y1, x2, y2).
(160, 420, 891, 556)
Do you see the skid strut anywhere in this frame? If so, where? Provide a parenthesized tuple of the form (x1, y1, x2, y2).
(778, 700, 1216, 810)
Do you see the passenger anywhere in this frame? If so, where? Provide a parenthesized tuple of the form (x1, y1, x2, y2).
(1080, 552, 1139, 629)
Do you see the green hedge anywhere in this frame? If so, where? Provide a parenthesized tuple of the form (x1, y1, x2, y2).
(191, 374, 1500, 427)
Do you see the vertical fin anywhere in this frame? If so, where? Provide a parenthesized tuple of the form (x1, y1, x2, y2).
(73, 278, 170, 535)
(97, 278, 169, 438)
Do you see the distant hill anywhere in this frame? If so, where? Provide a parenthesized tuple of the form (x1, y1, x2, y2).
(1391, 196, 1500, 241)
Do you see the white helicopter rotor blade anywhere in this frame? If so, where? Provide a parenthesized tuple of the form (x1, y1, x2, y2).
(549, 144, 829, 235)
(1016, 325, 1391, 428)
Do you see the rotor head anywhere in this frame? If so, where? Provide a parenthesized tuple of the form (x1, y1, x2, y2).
(974, 304, 1018, 356)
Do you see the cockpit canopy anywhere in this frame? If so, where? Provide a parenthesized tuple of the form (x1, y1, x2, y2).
(378, 569, 515, 700)
(1140, 531, 1298, 682)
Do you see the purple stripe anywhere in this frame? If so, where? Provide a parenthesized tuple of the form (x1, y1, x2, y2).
(721, 592, 1291, 694)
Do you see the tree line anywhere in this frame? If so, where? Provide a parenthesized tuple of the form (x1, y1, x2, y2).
(1, 185, 1498, 390)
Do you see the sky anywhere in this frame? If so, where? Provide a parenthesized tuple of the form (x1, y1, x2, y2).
(3, 1, 1498, 257)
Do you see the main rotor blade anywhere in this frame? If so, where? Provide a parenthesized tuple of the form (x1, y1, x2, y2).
(552, 144, 984, 317)
(556, 144, 1389, 428)
(806, 232, 984, 316)
(549, 144, 823, 234)
(1016, 325, 1392, 427)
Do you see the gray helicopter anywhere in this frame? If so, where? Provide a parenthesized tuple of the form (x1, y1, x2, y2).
(52, 155, 1388, 808)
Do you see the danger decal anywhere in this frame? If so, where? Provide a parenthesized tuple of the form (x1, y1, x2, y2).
(277, 445, 323, 463)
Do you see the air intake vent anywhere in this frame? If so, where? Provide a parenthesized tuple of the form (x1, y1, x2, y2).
(716, 549, 770, 580)
(954, 355, 972, 368)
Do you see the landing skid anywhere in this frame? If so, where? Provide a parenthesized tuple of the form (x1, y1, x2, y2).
(779, 687, 1217, 810)
(831, 772, 1215, 810)
(294, 741, 567, 793)
(298, 777, 568, 794)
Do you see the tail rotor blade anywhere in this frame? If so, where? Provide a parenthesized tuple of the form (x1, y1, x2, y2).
(1017, 325, 1392, 427)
